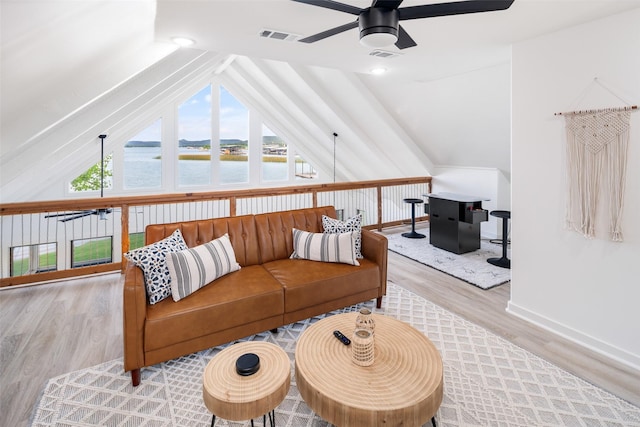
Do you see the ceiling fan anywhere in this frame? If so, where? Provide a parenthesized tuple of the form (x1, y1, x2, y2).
(292, 0, 515, 49)
(45, 208, 113, 222)
(46, 134, 113, 222)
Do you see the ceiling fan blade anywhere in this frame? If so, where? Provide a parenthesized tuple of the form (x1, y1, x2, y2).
(299, 20, 359, 43)
(59, 211, 96, 222)
(399, 0, 514, 21)
(372, 0, 404, 9)
(395, 25, 417, 49)
(291, 0, 363, 15)
(45, 210, 92, 218)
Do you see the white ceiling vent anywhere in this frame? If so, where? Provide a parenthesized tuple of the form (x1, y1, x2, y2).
(259, 29, 300, 42)
(369, 50, 402, 59)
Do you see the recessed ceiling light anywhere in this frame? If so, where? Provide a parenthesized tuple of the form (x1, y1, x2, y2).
(370, 67, 387, 75)
(171, 37, 195, 47)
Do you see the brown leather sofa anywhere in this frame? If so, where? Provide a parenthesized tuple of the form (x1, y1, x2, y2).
(123, 206, 387, 386)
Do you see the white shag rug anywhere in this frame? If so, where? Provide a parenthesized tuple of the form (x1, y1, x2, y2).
(31, 283, 639, 427)
(385, 228, 510, 289)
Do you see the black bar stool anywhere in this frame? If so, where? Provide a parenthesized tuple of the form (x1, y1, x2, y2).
(402, 198, 426, 239)
(487, 210, 510, 269)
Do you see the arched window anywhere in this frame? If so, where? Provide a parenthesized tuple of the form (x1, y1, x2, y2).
(219, 86, 249, 184)
(262, 125, 288, 182)
(124, 119, 162, 189)
(178, 85, 212, 186)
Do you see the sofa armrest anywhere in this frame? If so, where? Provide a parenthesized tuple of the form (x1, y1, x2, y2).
(123, 260, 147, 372)
(361, 229, 388, 298)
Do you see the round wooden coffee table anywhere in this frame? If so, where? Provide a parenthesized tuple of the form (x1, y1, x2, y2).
(203, 341, 290, 426)
(295, 313, 443, 427)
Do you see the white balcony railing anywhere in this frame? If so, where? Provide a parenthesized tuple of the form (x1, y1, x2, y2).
(0, 177, 431, 287)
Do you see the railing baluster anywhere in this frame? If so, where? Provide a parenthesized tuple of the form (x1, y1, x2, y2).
(0, 177, 430, 286)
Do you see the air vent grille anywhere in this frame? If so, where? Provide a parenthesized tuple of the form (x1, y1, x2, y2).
(369, 50, 401, 59)
(259, 29, 300, 42)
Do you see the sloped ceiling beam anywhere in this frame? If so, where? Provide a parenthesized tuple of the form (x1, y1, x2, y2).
(225, 55, 433, 183)
(1, 49, 226, 202)
(289, 64, 414, 179)
(246, 58, 367, 181)
(259, 60, 384, 181)
(345, 72, 436, 174)
(219, 62, 339, 182)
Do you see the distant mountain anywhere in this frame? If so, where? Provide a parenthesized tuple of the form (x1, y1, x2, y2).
(179, 139, 210, 148)
(220, 139, 247, 147)
(125, 140, 160, 147)
(263, 135, 285, 145)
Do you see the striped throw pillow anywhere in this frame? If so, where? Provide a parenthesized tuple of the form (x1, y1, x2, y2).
(290, 228, 360, 266)
(166, 234, 241, 302)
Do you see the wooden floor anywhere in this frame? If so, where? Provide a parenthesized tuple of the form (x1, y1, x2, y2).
(1, 224, 639, 427)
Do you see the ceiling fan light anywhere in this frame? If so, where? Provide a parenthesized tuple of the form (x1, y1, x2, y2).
(360, 32, 397, 48)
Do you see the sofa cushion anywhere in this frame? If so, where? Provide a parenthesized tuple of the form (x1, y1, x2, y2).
(124, 229, 188, 304)
(290, 228, 359, 266)
(322, 214, 363, 259)
(144, 215, 261, 267)
(145, 265, 284, 351)
(253, 206, 336, 263)
(263, 258, 380, 314)
(166, 234, 241, 302)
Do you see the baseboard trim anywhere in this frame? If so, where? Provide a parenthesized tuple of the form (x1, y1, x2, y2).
(506, 300, 640, 371)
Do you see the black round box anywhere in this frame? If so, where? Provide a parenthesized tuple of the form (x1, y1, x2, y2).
(236, 353, 260, 376)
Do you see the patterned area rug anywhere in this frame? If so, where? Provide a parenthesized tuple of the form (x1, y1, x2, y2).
(385, 228, 510, 289)
(31, 283, 639, 427)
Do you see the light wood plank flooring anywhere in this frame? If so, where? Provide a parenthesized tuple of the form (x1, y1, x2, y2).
(1, 225, 639, 427)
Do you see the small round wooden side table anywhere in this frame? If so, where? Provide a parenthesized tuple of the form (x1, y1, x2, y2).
(295, 312, 443, 427)
(203, 341, 290, 427)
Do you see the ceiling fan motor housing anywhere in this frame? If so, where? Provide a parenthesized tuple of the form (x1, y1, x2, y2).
(359, 8, 399, 39)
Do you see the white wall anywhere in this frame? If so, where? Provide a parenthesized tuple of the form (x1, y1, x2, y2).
(510, 9, 640, 369)
(0, 1, 174, 147)
(364, 62, 512, 176)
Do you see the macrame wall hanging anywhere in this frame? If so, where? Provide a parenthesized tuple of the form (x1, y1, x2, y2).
(555, 78, 637, 242)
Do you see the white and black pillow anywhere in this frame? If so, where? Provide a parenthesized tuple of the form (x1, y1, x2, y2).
(166, 234, 241, 302)
(290, 228, 359, 266)
(322, 214, 363, 259)
(124, 229, 188, 304)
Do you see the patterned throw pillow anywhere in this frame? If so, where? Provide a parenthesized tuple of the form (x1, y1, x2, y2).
(124, 229, 188, 304)
(322, 214, 363, 259)
(166, 234, 241, 302)
(290, 228, 359, 266)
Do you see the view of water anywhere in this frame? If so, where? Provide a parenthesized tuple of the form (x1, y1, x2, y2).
(123, 147, 299, 188)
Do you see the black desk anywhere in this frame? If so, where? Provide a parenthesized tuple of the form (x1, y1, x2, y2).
(426, 193, 488, 254)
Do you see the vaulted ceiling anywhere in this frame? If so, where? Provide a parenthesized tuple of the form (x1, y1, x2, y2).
(2, 0, 639, 202)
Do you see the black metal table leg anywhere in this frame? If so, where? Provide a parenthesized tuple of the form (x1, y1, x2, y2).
(211, 409, 275, 426)
(431, 415, 437, 427)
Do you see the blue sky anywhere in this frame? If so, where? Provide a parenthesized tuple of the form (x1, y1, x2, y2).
(132, 85, 275, 141)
